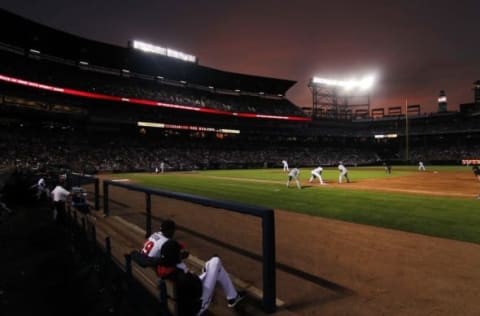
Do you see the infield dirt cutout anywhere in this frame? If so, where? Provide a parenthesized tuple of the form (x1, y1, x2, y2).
(98, 171, 480, 315)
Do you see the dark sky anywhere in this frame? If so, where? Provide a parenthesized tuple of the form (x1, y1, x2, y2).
(2, 0, 480, 113)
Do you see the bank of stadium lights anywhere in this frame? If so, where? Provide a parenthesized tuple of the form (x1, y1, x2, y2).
(130, 40, 197, 63)
(311, 74, 376, 91)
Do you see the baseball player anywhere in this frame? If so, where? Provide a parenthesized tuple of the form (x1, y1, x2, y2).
(473, 166, 480, 199)
(473, 165, 480, 180)
(309, 166, 326, 185)
(160, 239, 245, 315)
(286, 167, 301, 189)
(35, 177, 50, 199)
(282, 160, 289, 172)
(51, 183, 70, 223)
(338, 162, 350, 183)
(418, 161, 426, 171)
(140, 219, 188, 273)
(383, 162, 392, 174)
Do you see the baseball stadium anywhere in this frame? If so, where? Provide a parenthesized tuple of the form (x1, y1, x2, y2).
(1, 8, 480, 316)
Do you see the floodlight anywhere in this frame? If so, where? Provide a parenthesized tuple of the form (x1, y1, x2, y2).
(130, 40, 197, 63)
(438, 96, 447, 102)
(311, 73, 376, 91)
(343, 79, 357, 91)
(359, 74, 375, 90)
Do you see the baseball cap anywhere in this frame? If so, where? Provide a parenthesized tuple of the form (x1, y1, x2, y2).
(161, 219, 176, 232)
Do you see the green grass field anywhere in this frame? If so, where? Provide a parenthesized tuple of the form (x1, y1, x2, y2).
(111, 166, 480, 244)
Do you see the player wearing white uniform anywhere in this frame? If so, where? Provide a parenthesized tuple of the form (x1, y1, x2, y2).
(282, 160, 289, 172)
(309, 166, 326, 184)
(418, 161, 426, 171)
(338, 162, 350, 183)
(35, 177, 50, 199)
(141, 219, 188, 272)
(160, 239, 245, 315)
(286, 168, 301, 189)
(51, 184, 70, 223)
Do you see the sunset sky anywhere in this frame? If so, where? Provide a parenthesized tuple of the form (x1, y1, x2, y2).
(2, 0, 479, 114)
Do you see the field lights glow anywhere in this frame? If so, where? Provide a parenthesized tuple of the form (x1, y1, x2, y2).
(131, 40, 197, 63)
(312, 74, 376, 91)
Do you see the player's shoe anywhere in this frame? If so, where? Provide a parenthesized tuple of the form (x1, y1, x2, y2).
(227, 291, 245, 308)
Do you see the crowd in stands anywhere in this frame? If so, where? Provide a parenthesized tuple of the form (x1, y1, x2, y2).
(0, 50, 306, 117)
(409, 144, 480, 162)
(0, 124, 379, 173)
(2, 123, 480, 177)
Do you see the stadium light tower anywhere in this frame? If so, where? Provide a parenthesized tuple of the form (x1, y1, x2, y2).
(474, 80, 480, 105)
(308, 73, 376, 119)
(438, 90, 447, 112)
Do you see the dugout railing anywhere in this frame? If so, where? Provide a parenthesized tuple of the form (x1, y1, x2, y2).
(68, 173, 278, 313)
(69, 172, 100, 210)
(102, 179, 277, 313)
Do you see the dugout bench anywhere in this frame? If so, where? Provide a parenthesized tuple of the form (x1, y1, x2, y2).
(66, 206, 183, 315)
(65, 206, 287, 316)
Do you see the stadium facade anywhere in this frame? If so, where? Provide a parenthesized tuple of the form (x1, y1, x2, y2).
(1, 9, 480, 172)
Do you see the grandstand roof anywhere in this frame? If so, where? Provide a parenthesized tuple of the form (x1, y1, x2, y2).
(0, 9, 296, 96)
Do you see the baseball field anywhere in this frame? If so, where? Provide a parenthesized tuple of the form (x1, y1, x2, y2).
(101, 165, 480, 315)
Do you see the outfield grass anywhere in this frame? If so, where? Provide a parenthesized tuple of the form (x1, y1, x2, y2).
(112, 166, 480, 244)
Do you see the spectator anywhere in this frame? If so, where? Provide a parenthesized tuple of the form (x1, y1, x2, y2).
(35, 176, 50, 200)
(51, 182, 70, 224)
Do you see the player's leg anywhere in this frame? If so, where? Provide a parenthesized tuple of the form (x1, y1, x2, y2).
(198, 256, 241, 314)
(318, 173, 325, 184)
